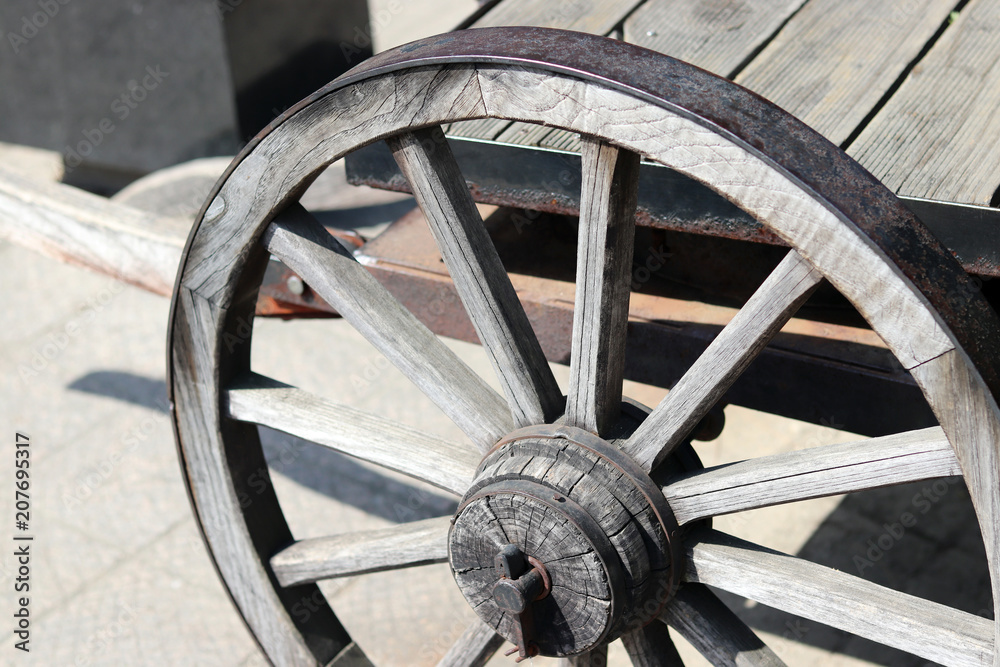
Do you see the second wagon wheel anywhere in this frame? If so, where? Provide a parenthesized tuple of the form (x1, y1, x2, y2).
(168, 27, 1000, 667)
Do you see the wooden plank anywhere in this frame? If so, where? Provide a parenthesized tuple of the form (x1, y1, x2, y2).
(686, 530, 994, 667)
(663, 427, 960, 524)
(473, 0, 642, 34)
(0, 166, 185, 296)
(493, 0, 805, 150)
(269, 516, 450, 587)
(624, 0, 806, 77)
(437, 620, 504, 667)
(848, 0, 1000, 205)
(224, 373, 479, 496)
(735, 0, 956, 146)
(540, 129, 582, 153)
(495, 0, 805, 149)
(447, 119, 512, 141)
(263, 203, 513, 451)
(620, 623, 684, 667)
(622, 250, 822, 471)
(388, 129, 563, 427)
(494, 122, 552, 147)
(662, 583, 787, 666)
(566, 138, 640, 435)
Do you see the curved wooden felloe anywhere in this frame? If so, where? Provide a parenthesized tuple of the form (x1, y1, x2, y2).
(168, 27, 1000, 667)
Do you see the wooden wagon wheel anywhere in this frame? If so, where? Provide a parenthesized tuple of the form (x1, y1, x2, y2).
(167, 27, 1000, 667)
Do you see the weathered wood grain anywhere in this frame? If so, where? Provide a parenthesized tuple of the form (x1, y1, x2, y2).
(620, 623, 684, 667)
(436, 619, 504, 667)
(625, 0, 806, 78)
(473, 429, 673, 619)
(663, 426, 960, 524)
(264, 203, 512, 451)
(566, 138, 640, 435)
(662, 583, 787, 666)
(270, 516, 450, 587)
(450, 490, 614, 655)
(389, 129, 562, 427)
(224, 373, 478, 496)
(686, 530, 994, 666)
(0, 166, 185, 296)
(848, 0, 1000, 205)
(735, 0, 957, 145)
(451, 492, 614, 655)
(623, 250, 822, 471)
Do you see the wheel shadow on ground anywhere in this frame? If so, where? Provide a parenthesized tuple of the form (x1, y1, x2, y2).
(68, 370, 458, 524)
(69, 370, 170, 413)
(720, 477, 992, 666)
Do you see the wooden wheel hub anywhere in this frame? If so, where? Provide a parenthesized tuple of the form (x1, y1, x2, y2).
(448, 425, 682, 658)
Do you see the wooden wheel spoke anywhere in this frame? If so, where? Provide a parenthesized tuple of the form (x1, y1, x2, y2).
(559, 645, 609, 666)
(623, 250, 822, 470)
(663, 583, 786, 666)
(685, 530, 994, 667)
(388, 128, 562, 427)
(224, 373, 479, 496)
(566, 137, 641, 435)
(270, 516, 450, 587)
(437, 619, 505, 667)
(663, 427, 959, 524)
(263, 204, 512, 451)
(621, 623, 684, 667)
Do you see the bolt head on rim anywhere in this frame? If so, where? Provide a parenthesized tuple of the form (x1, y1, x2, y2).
(448, 424, 682, 657)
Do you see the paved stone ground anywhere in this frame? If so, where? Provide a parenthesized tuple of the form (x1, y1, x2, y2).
(0, 1, 993, 665)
